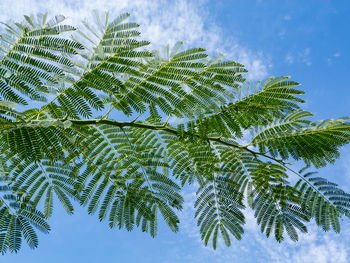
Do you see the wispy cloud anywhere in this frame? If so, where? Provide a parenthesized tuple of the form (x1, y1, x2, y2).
(301, 48, 312, 66)
(285, 54, 295, 64)
(285, 48, 311, 66)
(179, 187, 350, 263)
(0, 0, 269, 80)
(328, 52, 341, 65)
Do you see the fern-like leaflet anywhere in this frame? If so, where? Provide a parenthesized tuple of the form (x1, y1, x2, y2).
(0, 12, 349, 253)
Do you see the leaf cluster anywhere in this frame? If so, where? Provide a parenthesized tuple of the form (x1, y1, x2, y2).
(0, 12, 349, 253)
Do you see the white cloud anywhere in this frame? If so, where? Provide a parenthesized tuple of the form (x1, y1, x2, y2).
(255, 226, 349, 263)
(179, 188, 201, 240)
(285, 48, 311, 66)
(0, 0, 269, 80)
(279, 29, 286, 39)
(289, 237, 348, 263)
(301, 48, 311, 66)
(328, 58, 333, 65)
(285, 54, 294, 64)
(327, 52, 341, 65)
(179, 187, 350, 263)
(237, 51, 269, 80)
(167, 116, 185, 126)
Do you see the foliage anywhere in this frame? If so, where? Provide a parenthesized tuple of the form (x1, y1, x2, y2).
(0, 12, 349, 253)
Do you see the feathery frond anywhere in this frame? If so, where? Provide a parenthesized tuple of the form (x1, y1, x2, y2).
(0, 12, 349, 253)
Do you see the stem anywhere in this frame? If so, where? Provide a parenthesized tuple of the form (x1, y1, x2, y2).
(6, 117, 337, 211)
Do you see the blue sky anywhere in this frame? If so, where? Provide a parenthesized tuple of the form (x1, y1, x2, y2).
(1, 0, 350, 262)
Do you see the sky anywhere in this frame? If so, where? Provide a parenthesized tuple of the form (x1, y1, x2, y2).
(1, 0, 350, 262)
